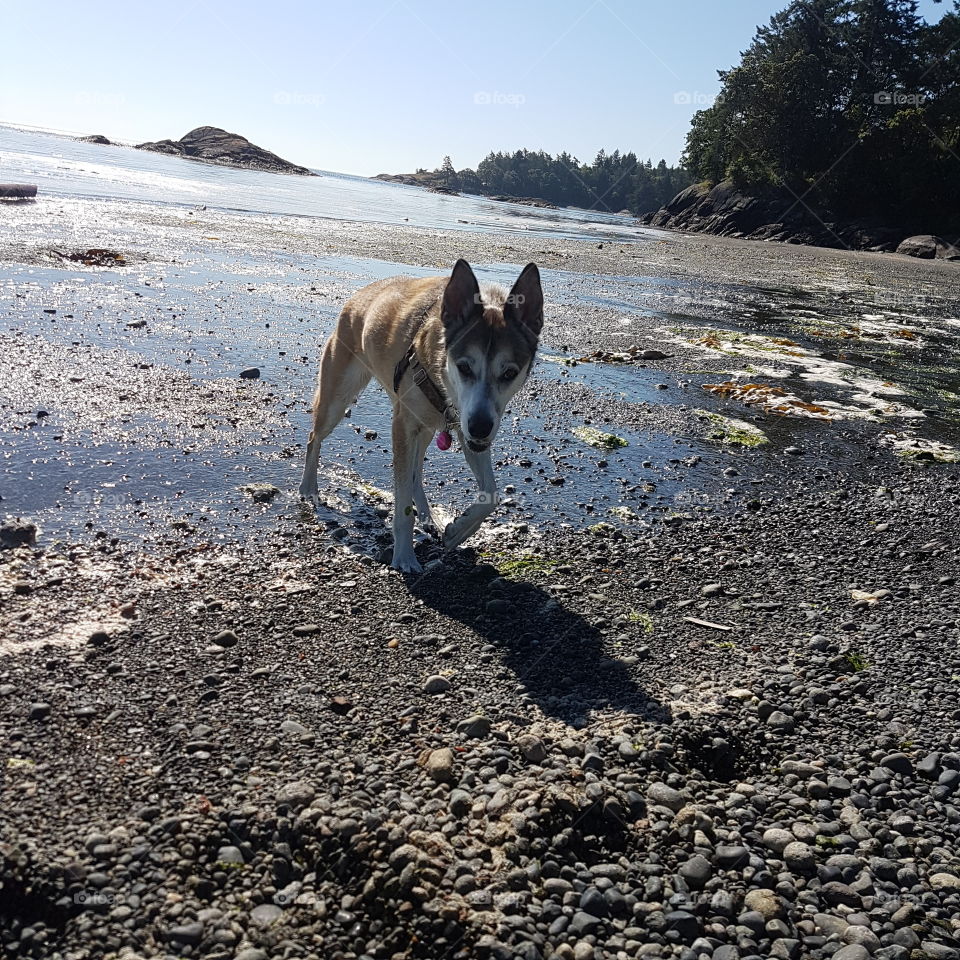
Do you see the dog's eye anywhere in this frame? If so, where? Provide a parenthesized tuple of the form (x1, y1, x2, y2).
(501, 366, 519, 382)
(456, 360, 473, 378)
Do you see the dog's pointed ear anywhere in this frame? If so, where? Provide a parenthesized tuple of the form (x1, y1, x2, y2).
(504, 263, 543, 342)
(441, 259, 481, 338)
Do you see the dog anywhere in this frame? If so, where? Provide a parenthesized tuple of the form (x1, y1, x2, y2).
(299, 259, 543, 571)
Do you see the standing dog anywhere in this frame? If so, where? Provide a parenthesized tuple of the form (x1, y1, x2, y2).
(299, 259, 543, 571)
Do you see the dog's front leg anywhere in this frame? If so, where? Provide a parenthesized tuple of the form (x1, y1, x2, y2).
(412, 429, 439, 536)
(444, 447, 497, 549)
(391, 416, 425, 572)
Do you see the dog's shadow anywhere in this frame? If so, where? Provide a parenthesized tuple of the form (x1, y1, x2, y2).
(407, 551, 669, 727)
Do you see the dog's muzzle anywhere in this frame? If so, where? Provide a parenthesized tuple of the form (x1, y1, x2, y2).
(467, 439, 490, 453)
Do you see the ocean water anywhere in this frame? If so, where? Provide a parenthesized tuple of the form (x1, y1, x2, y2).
(0, 124, 655, 243)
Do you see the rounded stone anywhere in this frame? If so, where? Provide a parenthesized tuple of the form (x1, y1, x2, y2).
(743, 888, 786, 920)
(423, 675, 451, 694)
(783, 841, 816, 873)
(679, 854, 712, 888)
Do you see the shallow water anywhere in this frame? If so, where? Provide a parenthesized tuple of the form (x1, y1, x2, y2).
(0, 255, 712, 549)
(6, 242, 954, 557)
(0, 125, 657, 242)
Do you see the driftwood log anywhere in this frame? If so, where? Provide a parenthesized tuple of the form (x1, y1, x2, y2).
(0, 184, 38, 199)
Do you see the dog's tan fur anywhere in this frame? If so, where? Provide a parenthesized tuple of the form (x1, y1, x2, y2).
(300, 260, 543, 572)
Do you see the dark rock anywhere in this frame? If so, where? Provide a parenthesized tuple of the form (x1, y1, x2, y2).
(457, 714, 492, 738)
(517, 734, 548, 764)
(423, 675, 451, 694)
(880, 752, 913, 776)
(568, 910, 603, 936)
(896, 234, 960, 260)
(212, 629, 238, 648)
(647, 781, 685, 811)
(276, 780, 315, 809)
(679, 854, 712, 888)
(167, 922, 203, 945)
(715, 844, 750, 869)
(242, 483, 280, 502)
(579, 886, 609, 918)
(642, 179, 915, 251)
(663, 909, 700, 942)
(766, 710, 794, 731)
(918, 942, 960, 960)
(449, 789, 472, 817)
(1, 520, 37, 549)
(917, 752, 943, 779)
(821, 881, 862, 908)
(137, 126, 314, 175)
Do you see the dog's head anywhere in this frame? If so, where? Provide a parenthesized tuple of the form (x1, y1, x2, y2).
(440, 259, 543, 453)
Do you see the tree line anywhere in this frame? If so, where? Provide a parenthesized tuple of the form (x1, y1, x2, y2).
(427, 150, 691, 215)
(684, 0, 960, 233)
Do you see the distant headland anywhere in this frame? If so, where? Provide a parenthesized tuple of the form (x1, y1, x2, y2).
(77, 126, 314, 176)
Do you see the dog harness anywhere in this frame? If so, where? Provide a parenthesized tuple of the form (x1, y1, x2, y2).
(392, 298, 460, 438)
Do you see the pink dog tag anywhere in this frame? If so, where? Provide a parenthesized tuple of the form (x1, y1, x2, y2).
(436, 430, 452, 451)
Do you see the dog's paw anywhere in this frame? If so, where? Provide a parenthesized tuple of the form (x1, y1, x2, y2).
(442, 521, 462, 549)
(390, 551, 423, 573)
(298, 480, 320, 505)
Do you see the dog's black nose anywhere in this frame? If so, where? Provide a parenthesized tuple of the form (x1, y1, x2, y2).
(467, 412, 494, 440)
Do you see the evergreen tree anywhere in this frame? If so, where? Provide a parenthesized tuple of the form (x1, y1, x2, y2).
(684, 0, 959, 231)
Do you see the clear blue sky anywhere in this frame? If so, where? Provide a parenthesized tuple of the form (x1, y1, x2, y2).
(1, 0, 949, 176)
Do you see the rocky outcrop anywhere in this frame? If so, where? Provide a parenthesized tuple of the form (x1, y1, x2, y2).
(375, 171, 458, 193)
(136, 126, 313, 176)
(375, 173, 566, 208)
(895, 235, 960, 261)
(487, 194, 558, 209)
(78, 134, 111, 145)
(641, 180, 939, 254)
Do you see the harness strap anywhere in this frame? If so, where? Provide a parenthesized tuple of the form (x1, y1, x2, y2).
(392, 298, 459, 428)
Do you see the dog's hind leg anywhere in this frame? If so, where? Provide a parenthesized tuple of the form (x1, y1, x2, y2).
(443, 447, 497, 549)
(299, 330, 371, 502)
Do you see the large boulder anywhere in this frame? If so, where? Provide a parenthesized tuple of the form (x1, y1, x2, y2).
(78, 134, 111, 145)
(662, 181, 711, 215)
(643, 179, 826, 242)
(896, 234, 960, 260)
(136, 126, 313, 176)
